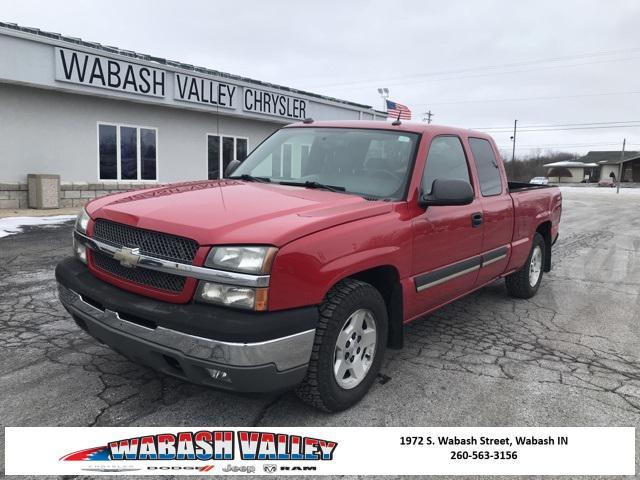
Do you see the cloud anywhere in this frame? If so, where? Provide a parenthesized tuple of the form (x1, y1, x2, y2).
(3, 0, 639, 155)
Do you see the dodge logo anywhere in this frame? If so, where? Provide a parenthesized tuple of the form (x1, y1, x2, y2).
(113, 247, 141, 268)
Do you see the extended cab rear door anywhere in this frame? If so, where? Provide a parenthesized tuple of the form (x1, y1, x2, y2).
(409, 135, 483, 318)
(467, 137, 514, 286)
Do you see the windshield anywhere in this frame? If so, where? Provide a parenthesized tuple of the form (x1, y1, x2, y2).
(231, 127, 419, 200)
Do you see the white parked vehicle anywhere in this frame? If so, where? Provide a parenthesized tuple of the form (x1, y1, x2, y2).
(530, 177, 549, 185)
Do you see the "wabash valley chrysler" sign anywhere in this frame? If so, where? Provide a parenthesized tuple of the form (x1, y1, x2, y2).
(54, 47, 308, 119)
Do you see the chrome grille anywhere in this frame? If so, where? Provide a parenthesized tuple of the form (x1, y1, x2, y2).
(93, 219, 199, 264)
(91, 219, 198, 294)
(93, 251, 186, 293)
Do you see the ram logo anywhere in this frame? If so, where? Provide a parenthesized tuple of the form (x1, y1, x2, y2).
(263, 464, 277, 473)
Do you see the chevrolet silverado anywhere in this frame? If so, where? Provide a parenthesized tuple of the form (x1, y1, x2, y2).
(56, 120, 561, 411)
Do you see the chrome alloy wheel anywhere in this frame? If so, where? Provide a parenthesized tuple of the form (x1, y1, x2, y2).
(333, 309, 377, 390)
(529, 245, 543, 287)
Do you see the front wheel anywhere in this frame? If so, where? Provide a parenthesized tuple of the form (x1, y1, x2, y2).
(295, 279, 388, 412)
(505, 232, 545, 299)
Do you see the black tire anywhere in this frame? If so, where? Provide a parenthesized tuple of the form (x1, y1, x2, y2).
(295, 278, 388, 412)
(505, 232, 545, 299)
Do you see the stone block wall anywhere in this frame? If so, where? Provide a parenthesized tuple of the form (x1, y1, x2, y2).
(0, 183, 29, 209)
(0, 182, 160, 209)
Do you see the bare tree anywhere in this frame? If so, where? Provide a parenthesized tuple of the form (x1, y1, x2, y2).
(503, 151, 578, 182)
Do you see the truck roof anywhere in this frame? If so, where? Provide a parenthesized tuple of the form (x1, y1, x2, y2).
(286, 120, 491, 139)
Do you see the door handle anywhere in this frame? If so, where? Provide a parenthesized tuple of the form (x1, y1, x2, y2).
(471, 212, 483, 227)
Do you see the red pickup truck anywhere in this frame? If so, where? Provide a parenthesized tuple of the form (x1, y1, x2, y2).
(56, 121, 561, 411)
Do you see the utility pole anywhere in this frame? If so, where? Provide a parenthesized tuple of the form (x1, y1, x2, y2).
(510, 119, 518, 162)
(422, 110, 434, 124)
(616, 138, 626, 194)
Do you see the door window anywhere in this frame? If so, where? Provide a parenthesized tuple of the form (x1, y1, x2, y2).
(422, 136, 471, 194)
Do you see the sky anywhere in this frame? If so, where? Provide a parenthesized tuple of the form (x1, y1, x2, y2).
(3, 0, 640, 158)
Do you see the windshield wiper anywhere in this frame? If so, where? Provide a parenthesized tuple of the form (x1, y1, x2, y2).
(278, 180, 346, 193)
(231, 174, 271, 183)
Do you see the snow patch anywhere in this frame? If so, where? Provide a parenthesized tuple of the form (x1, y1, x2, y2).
(559, 186, 640, 196)
(0, 215, 76, 239)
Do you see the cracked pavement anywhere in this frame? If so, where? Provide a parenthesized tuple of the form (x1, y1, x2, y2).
(1, 187, 639, 478)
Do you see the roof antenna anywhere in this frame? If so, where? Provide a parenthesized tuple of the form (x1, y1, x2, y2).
(391, 111, 402, 126)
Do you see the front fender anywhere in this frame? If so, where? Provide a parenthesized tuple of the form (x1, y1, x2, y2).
(268, 211, 413, 310)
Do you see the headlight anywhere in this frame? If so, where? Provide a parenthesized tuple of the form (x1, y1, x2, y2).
(205, 246, 277, 274)
(73, 208, 90, 263)
(75, 208, 90, 235)
(196, 282, 269, 311)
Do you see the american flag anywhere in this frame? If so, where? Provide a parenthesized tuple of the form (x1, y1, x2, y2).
(386, 100, 412, 120)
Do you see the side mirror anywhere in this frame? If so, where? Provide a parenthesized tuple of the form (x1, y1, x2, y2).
(224, 159, 242, 178)
(419, 178, 474, 208)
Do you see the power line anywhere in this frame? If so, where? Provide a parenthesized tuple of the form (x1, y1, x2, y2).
(487, 125, 640, 133)
(308, 47, 640, 88)
(475, 120, 640, 130)
(474, 122, 640, 133)
(300, 46, 640, 86)
(307, 49, 640, 90)
(497, 142, 640, 150)
(426, 90, 640, 106)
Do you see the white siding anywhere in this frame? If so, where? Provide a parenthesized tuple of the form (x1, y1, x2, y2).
(600, 164, 619, 181)
(0, 83, 281, 183)
(547, 167, 585, 183)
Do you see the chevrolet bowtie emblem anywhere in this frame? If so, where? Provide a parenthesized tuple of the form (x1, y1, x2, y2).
(113, 246, 141, 268)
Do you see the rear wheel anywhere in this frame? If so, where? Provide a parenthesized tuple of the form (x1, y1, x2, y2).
(295, 279, 387, 412)
(505, 232, 545, 299)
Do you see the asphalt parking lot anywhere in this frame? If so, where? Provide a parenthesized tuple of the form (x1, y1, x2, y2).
(1, 187, 639, 477)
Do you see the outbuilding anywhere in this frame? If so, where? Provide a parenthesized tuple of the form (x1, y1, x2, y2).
(598, 153, 640, 183)
(0, 23, 385, 208)
(543, 161, 598, 183)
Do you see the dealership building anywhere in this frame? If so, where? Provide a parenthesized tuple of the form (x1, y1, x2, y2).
(0, 23, 385, 209)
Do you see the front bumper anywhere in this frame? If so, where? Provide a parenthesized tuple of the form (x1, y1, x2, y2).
(56, 258, 317, 392)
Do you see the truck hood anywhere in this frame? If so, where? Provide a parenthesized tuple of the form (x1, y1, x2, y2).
(86, 180, 393, 246)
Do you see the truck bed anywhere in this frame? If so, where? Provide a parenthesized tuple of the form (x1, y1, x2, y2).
(508, 181, 554, 193)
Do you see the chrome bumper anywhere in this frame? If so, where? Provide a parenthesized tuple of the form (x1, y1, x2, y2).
(58, 283, 315, 371)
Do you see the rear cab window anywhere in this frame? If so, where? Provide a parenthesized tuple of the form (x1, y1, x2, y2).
(468, 137, 503, 196)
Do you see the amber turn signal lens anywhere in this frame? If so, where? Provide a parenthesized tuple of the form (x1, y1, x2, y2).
(254, 288, 269, 311)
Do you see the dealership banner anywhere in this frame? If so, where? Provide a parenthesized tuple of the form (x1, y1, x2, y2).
(4, 427, 635, 475)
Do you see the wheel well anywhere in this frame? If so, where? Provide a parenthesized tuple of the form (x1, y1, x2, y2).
(536, 221, 552, 272)
(348, 266, 404, 349)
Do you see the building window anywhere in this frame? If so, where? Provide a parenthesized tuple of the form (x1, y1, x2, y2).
(207, 135, 249, 179)
(98, 125, 117, 180)
(98, 123, 158, 181)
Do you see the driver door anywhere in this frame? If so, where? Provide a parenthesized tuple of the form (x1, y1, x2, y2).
(408, 135, 483, 318)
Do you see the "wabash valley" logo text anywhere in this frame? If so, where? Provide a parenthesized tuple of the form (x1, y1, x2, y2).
(106, 431, 337, 461)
